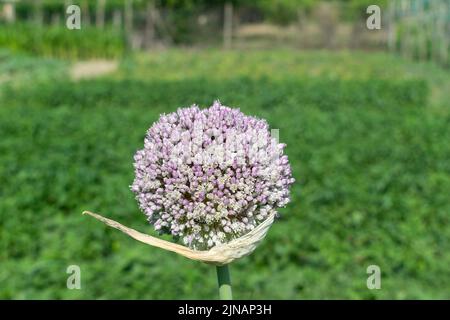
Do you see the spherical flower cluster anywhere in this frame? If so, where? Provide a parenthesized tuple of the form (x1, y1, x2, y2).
(131, 101, 294, 250)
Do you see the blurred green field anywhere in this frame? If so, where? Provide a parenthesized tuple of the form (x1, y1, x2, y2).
(0, 49, 449, 299)
(0, 23, 125, 60)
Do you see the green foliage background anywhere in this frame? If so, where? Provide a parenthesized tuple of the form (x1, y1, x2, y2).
(0, 49, 449, 299)
(0, 24, 125, 59)
(2, 0, 389, 47)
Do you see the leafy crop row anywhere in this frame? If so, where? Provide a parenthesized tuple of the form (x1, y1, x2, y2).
(0, 51, 449, 299)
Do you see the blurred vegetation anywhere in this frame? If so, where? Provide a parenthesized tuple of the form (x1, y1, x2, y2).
(11, 0, 386, 19)
(0, 49, 449, 299)
(0, 23, 125, 59)
(0, 49, 67, 85)
(1, 0, 390, 46)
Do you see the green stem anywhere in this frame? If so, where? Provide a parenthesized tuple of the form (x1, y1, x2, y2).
(216, 264, 233, 300)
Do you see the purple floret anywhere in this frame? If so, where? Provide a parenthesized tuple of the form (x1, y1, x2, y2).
(131, 101, 294, 250)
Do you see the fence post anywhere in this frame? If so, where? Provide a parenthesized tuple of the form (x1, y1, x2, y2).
(96, 0, 106, 29)
(297, 7, 306, 49)
(144, 1, 157, 49)
(387, 0, 397, 52)
(33, 0, 44, 26)
(124, 0, 134, 49)
(3, 2, 16, 23)
(223, 2, 233, 49)
(416, 0, 426, 60)
(113, 10, 122, 29)
(432, 0, 441, 62)
(400, 0, 411, 58)
(51, 14, 61, 26)
(82, 0, 91, 26)
(437, 1, 448, 65)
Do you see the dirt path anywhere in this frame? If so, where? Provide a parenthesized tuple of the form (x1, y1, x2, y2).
(70, 60, 118, 80)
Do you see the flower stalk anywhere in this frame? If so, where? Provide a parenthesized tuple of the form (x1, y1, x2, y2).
(216, 264, 233, 300)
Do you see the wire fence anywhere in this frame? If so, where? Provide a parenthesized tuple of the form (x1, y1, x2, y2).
(387, 0, 450, 67)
